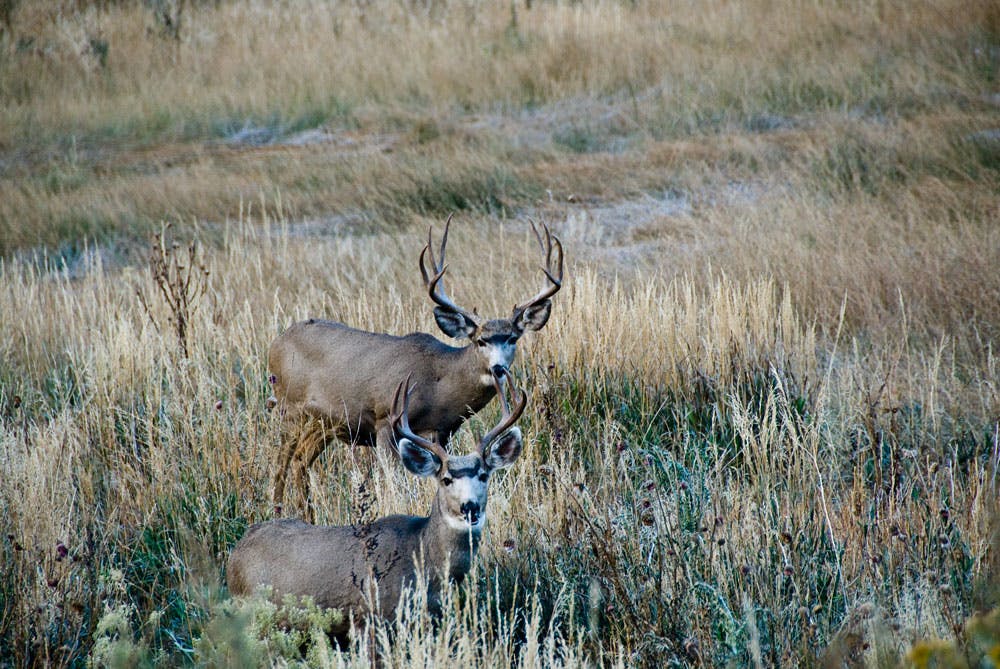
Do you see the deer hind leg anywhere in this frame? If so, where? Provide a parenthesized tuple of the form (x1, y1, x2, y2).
(291, 420, 329, 523)
(271, 424, 300, 516)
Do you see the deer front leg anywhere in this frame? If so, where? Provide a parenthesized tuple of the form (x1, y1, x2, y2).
(376, 424, 397, 454)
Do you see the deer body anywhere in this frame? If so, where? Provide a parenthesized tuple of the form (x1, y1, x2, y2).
(226, 511, 478, 639)
(229, 374, 526, 644)
(270, 218, 561, 518)
(269, 319, 497, 448)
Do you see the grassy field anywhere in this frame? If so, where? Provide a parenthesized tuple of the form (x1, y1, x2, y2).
(1, 0, 999, 666)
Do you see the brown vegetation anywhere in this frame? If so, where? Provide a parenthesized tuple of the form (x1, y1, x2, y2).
(0, 0, 998, 666)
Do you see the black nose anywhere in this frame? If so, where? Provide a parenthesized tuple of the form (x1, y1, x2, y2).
(490, 365, 506, 378)
(460, 501, 481, 522)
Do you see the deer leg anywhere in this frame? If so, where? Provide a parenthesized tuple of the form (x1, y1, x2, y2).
(292, 422, 327, 523)
(271, 425, 299, 516)
(375, 424, 398, 455)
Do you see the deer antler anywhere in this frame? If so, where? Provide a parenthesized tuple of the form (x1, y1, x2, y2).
(479, 369, 527, 453)
(420, 214, 481, 326)
(513, 220, 563, 316)
(390, 375, 449, 464)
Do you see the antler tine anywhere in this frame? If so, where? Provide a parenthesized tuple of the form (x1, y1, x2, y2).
(479, 369, 527, 453)
(515, 220, 564, 313)
(390, 375, 448, 461)
(424, 212, 452, 278)
(419, 215, 480, 324)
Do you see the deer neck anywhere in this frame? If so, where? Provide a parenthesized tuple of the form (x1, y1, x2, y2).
(438, 345, 499, 411)
(424, 496, 481, 582)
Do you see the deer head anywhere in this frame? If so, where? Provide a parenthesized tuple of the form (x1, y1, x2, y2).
(390, 369, 526, 531)
(420, 215, 563, 380)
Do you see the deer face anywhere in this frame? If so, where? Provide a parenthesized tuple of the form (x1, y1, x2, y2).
(397, 428, 523, 532)
(472, 320, 522, 380)
(437, 309, 552, 383)
(391, 368, 527, 532)
(421, 216, 562, 383)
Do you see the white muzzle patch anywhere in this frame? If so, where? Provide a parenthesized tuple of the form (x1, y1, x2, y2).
(481, 341, 517, 385)
(442, 477, 487, 531)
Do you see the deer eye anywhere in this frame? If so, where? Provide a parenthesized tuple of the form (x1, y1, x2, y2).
(506, 336, 518, 345)
(478, 473, 488, 482)
(441, 477, 453, 486)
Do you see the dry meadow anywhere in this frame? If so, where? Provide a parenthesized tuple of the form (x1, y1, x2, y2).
(1, 1, 999, 667)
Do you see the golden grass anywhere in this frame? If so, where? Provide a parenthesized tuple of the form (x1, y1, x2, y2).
(1, 0, 998, 665)
(2, 215, 998, 665)
(3, 1, 994, 139)
(2, 0, 998, 252)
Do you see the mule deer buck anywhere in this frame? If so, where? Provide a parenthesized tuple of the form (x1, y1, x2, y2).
(268, 217, 561, 517)
(228, 371, 527, 646)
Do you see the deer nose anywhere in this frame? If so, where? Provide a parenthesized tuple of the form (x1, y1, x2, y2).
(490, 364, 507, 378)
(460, 501, 481, 523)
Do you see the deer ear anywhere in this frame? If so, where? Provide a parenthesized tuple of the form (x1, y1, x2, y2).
(433, 307, 478, 340)
(485, 427, 523, 470)
(398, 439, 442, 477)
(514, 300, 552, 332)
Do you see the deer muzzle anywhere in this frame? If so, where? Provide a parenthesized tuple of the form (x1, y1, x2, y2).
(460, 500, 481, 525)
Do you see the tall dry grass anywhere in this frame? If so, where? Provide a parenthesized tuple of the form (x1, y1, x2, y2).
(1, 0, 999, 666)
(2, 214, 998, 666)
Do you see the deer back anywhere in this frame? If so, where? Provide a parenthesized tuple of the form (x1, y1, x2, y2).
(227, 512, 479, 633)
(268, 319, 495, 444)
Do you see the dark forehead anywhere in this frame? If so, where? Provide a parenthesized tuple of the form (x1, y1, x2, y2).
(478, 320, 517, 338)
(446, 455, 485, 478)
